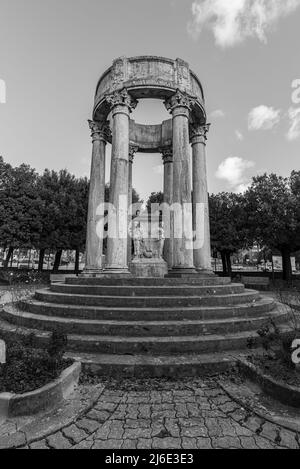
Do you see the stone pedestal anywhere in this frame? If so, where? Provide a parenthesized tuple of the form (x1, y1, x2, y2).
(128, 212, 168, 277)
(129, 258, 168, 278)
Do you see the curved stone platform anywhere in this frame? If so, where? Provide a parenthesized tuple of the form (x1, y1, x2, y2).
(0, 276, 288, 377)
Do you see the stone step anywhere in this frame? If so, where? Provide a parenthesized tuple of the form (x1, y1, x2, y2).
(65, 351, 238, 377)
(65, 276, 231, 287)
(21, 297, 275, 321)
(34, 289, 260, 308)
(0, 313, 287, 355)
(1, 305, 286, 337)
(51, 283, 245, 297)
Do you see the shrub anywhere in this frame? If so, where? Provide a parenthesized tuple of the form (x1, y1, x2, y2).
(0, 269, 50, 286)
(0, 332, 70, 394)
(256, 320, 298, 369)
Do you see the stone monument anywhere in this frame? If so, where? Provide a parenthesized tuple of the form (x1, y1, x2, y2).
(0, 57, 288, 378)
(129, 211, 168, 278)
(83, 56, 212, 278)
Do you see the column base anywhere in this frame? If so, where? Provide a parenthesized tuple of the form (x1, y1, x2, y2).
(166, 267, 197, 278)
(103, 266, 132, 277)
(195, 268, 215, 277)
(80, 268, 104, 278)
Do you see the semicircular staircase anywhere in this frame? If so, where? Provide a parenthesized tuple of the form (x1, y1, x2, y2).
(0, 276, 288, 377)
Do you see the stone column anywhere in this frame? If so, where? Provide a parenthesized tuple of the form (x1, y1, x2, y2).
(84, 120, 109, 274)
(127, 144, 138, 261)
(191, 124, 213, 273)
(164, 90, 196, 275)
(161, 147, 173, 269)
(104, 89, 138, 275)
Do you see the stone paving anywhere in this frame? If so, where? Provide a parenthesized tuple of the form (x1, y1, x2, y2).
(18, 376, 300, 449)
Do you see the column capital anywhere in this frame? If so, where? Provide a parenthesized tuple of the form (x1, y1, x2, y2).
(129, 144, 139, 163)
(160, 146, 173, 164)
(88, 120, 111, 143)
(106, 88, 138, 115)
(164, 89, 196, 115)
(190, 123, 210, 145)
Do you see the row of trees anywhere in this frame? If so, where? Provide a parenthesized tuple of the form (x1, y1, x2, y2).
(0, 156, 140, 272)
(210, 172, 300, 281)
(147, 172, 300, 282)
(1, 155, 299, 281)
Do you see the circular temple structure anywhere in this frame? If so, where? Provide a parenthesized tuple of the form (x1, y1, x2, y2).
(84, 56, 212, 276)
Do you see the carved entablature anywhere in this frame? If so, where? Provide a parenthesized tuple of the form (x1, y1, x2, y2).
(190, 123, 210, 145)
(105, 88, 138, 113)
(111, 56, 128, 89)
(164, 90, 196, 114)
(88, 120, 111, 142)
(175, 58, 190, 92)
(160, 147, 173, 165)
(94, 56, 206, 124)
(129, 145, 139, 163)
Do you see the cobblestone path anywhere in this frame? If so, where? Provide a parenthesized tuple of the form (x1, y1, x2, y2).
(26, 377, 299, 449)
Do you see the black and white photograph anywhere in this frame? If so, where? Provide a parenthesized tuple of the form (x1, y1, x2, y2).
(0, 0, 300, 453)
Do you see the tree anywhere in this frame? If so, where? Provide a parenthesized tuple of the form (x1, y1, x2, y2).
(245, 173, 300, 282)
(209, 193, 248, 275)
(36, 169, 89, 272)
(0, 158, 43, 268)
(146, 191, 164, 213)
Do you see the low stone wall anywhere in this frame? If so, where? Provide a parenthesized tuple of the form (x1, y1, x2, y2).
(0, 362, 81, 425)
(238, 359, 300, 408)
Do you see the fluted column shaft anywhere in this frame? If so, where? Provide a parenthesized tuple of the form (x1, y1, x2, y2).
(165, 91, 196, 274)
(84, 120, 108, 273)
(127, 145, 138, 261)
(105, 89, 138, 274)
(161, 147, 173, 269)
(191, 124, 213, 272)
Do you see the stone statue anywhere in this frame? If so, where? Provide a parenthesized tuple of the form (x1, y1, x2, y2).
(132, 220, 144, 259)
(157, 222, 165, 259)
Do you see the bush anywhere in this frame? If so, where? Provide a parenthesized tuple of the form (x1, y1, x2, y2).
(256, 320, 298, 369)
(0, 332, 70, 394)
(0, 269, 50, 285)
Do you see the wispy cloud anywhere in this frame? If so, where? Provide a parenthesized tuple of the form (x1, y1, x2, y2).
(248, 105, 281, 130)
(286, 107, 300, 141)
(153, 164, 164, 175)
(209, 109, 225, 119)
(235, 130, 244, 141)
(216, 156, 255, 193)
(188, 0, 300, 48)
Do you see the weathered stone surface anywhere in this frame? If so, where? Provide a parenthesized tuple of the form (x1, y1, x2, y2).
(62, 424, 88, 444)
(2, 375, 299, 450)
(47, 432, 72, 449)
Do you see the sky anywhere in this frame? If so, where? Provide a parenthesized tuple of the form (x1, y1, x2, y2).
(0, 0, 299, 202)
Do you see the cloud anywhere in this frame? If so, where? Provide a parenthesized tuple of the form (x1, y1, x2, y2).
(248, 105, 281, 130)
(216, 156, 255, 193)
(153, 165, 164, 175)
(209, 109, 225, 119)
(188, 0, 300, 47)
(286, 107, 300, 141)
(235, 130, 244, 141)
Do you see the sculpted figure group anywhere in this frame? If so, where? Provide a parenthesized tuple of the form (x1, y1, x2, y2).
(129, 211, 165, 261)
